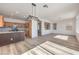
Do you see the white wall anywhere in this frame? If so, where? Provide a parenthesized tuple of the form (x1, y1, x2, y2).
(52, 19, 75, 35)
(76, 16, 79, 33)
(76, 15, 79, 41)
(31, 18, 76, 38)
(32, 19, 38, 38)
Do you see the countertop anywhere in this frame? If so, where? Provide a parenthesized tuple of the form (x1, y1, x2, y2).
(0, 31, 25, 34)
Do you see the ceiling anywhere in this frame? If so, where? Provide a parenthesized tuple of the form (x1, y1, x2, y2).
(0, 3, 79, 21)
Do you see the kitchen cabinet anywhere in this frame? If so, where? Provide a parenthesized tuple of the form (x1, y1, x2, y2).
(0, 16, 4, 27)
(0, 31, 25, 47)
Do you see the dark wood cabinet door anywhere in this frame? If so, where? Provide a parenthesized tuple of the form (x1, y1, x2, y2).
(0, 33, 13, 46)
(0, 32, 25, 47)
(13, 32, 25, 43)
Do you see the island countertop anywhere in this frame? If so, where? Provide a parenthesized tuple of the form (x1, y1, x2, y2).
(0, 31, 25, 34)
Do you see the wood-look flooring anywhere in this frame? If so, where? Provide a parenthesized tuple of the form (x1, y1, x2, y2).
(0, 33, 79, 55)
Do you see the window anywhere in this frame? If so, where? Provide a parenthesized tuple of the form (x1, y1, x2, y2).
(44, 22, 50, 30)
(53, 23, 57, 30)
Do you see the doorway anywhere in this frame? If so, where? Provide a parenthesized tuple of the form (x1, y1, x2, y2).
(38, 20, 41, 36)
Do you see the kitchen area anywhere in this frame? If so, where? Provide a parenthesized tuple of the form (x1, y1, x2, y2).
(0, 15, 32, 47)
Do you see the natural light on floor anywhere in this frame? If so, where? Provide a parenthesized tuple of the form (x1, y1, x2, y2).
(22, 41, 79, 55)
(54, 35, 69, 40)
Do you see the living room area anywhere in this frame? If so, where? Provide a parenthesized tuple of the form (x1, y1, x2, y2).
(0, 3, 79, 55)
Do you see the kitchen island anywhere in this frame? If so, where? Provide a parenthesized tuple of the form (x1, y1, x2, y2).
(0, 31, 25, 47)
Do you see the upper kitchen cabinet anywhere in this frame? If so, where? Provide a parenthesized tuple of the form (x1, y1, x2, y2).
(4, 18, 26, 28)
(0, 16, 4, 27)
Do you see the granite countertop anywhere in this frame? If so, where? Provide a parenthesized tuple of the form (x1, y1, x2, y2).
(0, 31, 25, 34)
